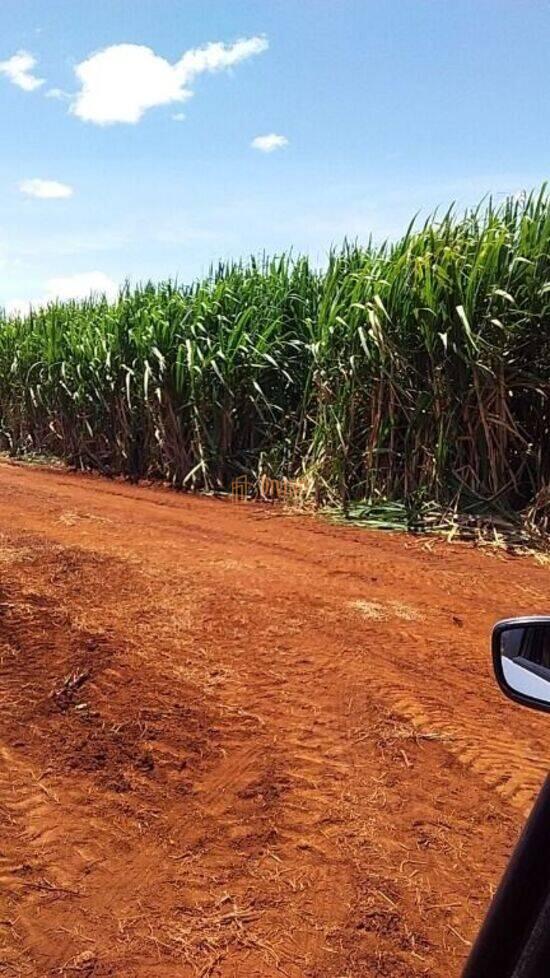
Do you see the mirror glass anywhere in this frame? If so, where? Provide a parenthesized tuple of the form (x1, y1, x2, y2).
(499, 622, 550, 706)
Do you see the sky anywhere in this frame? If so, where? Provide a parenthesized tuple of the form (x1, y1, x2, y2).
(1, 0, 549, 312)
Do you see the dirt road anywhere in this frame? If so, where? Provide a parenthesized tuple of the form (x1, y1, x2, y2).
(0, 461, 548, 977)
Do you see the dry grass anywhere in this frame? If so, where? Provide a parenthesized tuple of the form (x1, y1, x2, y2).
(350, 599, 420, 622)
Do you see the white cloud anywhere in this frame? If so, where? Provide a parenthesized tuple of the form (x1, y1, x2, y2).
(19, 178, 74, 199)
(71, 36, 268, 125)
(176, 37, 268, 83)
(0, 50, 44, 91)
(47, 271, 118, 301)
(172, 112, 186, 122)
(251, 133, 288, 153)
(5, 298, 33, 317)
(46, 87, 70, 101)
(6, 271, 118, 317)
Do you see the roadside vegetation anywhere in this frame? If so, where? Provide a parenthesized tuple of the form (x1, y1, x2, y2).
(1, 187, 549, 529)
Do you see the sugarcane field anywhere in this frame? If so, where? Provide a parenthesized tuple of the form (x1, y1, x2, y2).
(4, 188, 550, 978)
(2, 3, 550, 976)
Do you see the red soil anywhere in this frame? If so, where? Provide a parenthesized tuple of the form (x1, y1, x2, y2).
(0, 460, 548, 977)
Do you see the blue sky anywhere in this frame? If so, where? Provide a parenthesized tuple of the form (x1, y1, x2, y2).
(1, 0, 549, 311)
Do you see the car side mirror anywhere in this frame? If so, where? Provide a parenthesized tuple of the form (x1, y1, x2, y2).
(493, 617, 550, 713)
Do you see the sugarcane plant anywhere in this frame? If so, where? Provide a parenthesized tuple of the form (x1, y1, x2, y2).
(1, 187, 549, 522)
